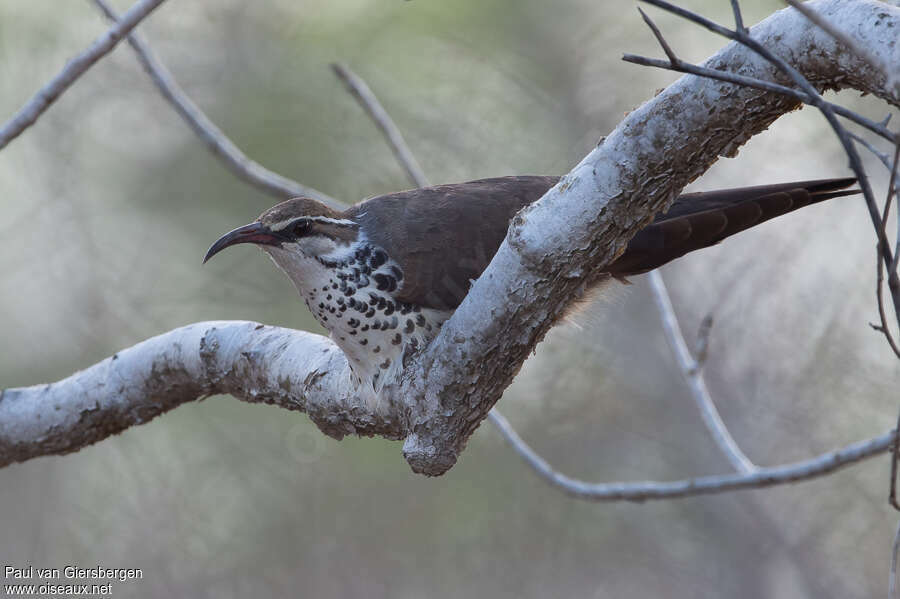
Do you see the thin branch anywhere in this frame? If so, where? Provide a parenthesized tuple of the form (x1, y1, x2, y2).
(889, 144, 900, 274)
(330, 62, 430, 188)
(0, 0, 168, 151)
(620, 54, 896, 144)
(648, 270, 756, 473)
(489, 409, 892, 502)
(891, 407, 900, 511)
(892, 520, 900, 598)
(91, 0, 341, 209)
(730, 0, 746, 35)
(850, 132, 896, 170)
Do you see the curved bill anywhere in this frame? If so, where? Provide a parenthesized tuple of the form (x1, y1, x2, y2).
(203, 222, 282, 263)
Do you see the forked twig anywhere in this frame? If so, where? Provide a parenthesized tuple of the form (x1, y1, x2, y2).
(648, 271, 756, 473)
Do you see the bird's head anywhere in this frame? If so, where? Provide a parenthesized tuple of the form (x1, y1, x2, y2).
(204, 198, 360, 289)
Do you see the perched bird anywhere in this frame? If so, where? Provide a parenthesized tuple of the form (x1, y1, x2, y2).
(205, 176, 856, 390)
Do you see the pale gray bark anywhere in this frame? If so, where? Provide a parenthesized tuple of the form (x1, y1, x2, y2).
(2, 0, 898, 484)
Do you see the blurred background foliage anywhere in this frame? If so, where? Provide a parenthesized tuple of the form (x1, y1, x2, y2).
(0, 0, 898, 597)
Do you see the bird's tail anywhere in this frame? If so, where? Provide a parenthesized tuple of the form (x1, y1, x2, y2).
(606, 177, 858, 277)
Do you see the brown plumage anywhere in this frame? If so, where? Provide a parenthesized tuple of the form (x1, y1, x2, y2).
(345, 176, 857, 311)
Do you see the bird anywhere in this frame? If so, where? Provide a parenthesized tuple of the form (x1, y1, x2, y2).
(204, 175, 856, 391)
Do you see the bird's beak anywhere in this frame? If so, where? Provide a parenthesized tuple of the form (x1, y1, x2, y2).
(203, 222, 282, 264)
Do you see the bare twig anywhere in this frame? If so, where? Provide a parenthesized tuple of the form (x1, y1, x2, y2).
(648, 271, 756, 473)
(489, 409, 893, 502)
(890, 408, 900, 511)
(331, 63, 429, 188)
(892, 519, 900, 598)
(889, 145, 900, 275)
(851, 132, 896, 170)
(0, 0, 168, 150)
(621, 54, 895, 144)
(623, 11, 896, 144)
(90, 0, 341, 209)
(729, 0, 746, 35)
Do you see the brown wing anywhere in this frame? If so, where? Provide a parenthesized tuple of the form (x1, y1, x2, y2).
(347, 176, 856, 310)
(608, 177, 857, 276)
(347, 176, 559, 311)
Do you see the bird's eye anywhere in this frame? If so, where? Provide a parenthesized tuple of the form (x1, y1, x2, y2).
(291, 220, 310, 236)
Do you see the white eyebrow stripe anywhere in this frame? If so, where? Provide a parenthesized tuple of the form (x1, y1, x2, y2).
(269, 216, 358, 232)
(309, 217, 358, 227)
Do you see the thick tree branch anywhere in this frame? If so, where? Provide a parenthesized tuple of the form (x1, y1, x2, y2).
(396, 0, 900, 475)
(0, 0, 168, 150)
(0, 322, 392, 467)
(2, 0, 898, 479)
(91, 0, 341, 209)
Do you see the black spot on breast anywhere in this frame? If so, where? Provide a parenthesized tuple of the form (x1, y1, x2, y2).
(370, 250, 387, 268)
(389, 316, 398, 329)
(381, 320, 391, 331)
(369, 294, 379, 306)
(347, 298, 356, 309)
(416, 314, 426, 327)
(331, 283, 338, 290)
(326, 294, 332, 300)
(318, 303, 324, 309)
(379, 358, 391, 370)
(360, 338, 368, 345)
(400, 303, 411, 315)
(343, 286, 355, 296)
(391, 333, 401, 345)
(405, 320, 414, 334)
(357, 274, 370, 287)
(349, 330, 357, 335)
(373, 346, 381, 353)
(348, 318, 360, 328)
(365, 309, 375, 318)
(384, 302, 395, 316)
(390, 265, 403, 280)
(374, 273, 395, 291)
